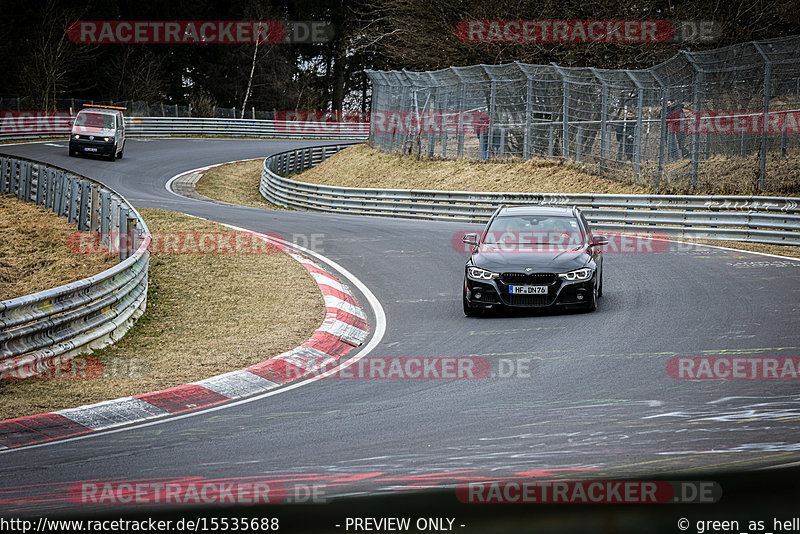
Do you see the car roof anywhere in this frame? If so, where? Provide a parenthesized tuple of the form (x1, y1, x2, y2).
(78, 109, 117, 116)
(496, 205, 576, 217)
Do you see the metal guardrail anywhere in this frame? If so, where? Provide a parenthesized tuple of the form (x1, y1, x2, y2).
(0, 154, 151, 377)
(125, 117, 369, 139)
(0, 116, 370, 140)
(260, 145, 800, 247)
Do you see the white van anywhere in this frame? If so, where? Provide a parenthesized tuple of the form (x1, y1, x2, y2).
(69, 105, 126, 161)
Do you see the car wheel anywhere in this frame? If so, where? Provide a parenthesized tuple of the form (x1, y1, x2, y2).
(68, 150, 76, 157)
(463, 290, 480, 317)
(584, 276, 598, 312)
(117, 149, 123, 159)
(598, 270, 603, 298)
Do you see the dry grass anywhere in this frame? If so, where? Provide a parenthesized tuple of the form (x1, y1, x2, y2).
(0, 193, 117, 301)
(0, 208, 325, 419)
(195, 159, 283, 209)
(299, 144, 652, 194)
(658, 152, 800, 196)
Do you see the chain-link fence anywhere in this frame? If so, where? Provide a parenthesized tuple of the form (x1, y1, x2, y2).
(366, 35, 800, 194)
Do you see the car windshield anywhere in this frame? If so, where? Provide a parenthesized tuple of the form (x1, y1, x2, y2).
(483, 215, 583, 245)
(76, 112, 114, 129)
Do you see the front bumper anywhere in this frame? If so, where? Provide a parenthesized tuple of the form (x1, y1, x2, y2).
(464, 272, 594, 308)
(70, 139, 115, 156)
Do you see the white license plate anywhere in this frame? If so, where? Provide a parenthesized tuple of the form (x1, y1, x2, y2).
(509, 285, 547, 295)
(84, 147, 98, 152)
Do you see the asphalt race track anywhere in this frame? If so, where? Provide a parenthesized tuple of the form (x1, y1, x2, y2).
(2, 138, 800, 531)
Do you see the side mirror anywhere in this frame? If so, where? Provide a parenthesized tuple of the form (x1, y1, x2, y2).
(462, 233, 479, 246)
(589, 235, 608, 247)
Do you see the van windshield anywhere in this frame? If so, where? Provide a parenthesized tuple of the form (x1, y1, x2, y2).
(76, 112, 114, 129)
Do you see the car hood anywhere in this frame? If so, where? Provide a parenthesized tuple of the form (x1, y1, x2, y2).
(471, 246, 590, 272)
(73, 126, 115, 136)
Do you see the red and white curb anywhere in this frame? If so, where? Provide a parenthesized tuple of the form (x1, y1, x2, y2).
(0, 227, 369, 449)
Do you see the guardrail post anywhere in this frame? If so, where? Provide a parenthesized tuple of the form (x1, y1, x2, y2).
(45, 169, 55, 210)
(90, 185, 100, 232)
(34, 165, 45, 206)
(100, 190, 111, 247)
(55, 172, 66, 216)
(78, 180, 90, 231)
(127, 216, 138, 256)
(68, 177, 79, 223)
(9, 160, 19, 197)
(0, 157, 8, 193)
(0, 157, 6, 193)
(22, 161, 33, 202)
(112, 198, 122, 253)
(119, 208, 129, 261)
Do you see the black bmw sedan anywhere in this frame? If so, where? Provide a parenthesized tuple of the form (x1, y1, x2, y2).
(462, 205, 607, 316)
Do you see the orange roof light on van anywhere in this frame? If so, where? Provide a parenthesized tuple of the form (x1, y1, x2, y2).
(81, 104, 127, 110)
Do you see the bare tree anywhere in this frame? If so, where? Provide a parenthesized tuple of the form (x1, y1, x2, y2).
(19, 0, 94, 111)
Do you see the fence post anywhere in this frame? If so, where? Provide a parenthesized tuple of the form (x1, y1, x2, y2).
(590, 68, 609, 169)
(651, 70, 668, 189)
(551, 63, 570, 161)
(486, 69, 497, 160)
(625, 70, 645, 180)
(451, 68, 467, 159)
(515, 62, 534, 160)
(683, 51, 703, 189)
(753, 42, 771, 191)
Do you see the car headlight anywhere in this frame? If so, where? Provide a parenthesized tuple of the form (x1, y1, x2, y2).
(104, 137, 113, 142)
(558, 267, 593, 281)
(73, 134, 80, 140)
(467, 266, 499, 280)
